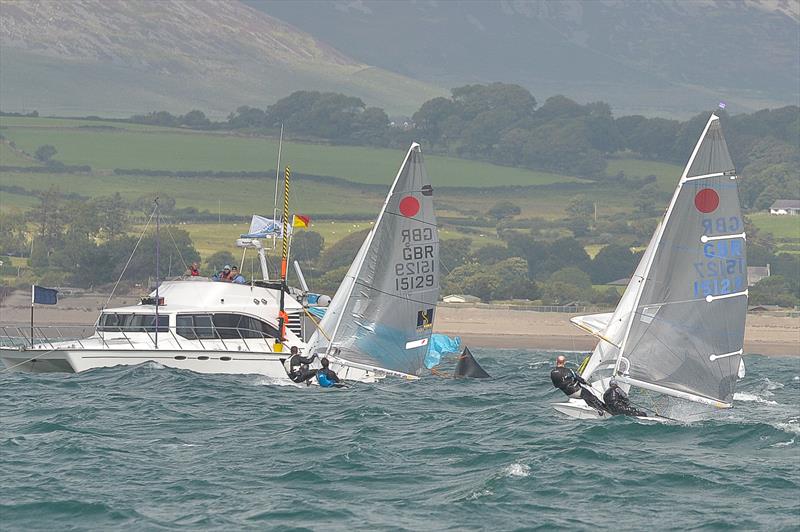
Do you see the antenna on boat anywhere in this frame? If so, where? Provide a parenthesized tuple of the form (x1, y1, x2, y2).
(154, 196, 160, 350)
(272, 124, 284, 253)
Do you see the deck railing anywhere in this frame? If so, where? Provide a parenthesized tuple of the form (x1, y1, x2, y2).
(0, 325, 280, 353)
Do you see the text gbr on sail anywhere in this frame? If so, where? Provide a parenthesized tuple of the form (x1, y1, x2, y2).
(395, 228, 435, 290)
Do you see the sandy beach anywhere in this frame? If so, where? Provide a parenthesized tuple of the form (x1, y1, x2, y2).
(1, 291, 797, 356)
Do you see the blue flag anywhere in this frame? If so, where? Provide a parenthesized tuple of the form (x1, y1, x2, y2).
(32, 285, 58, 305)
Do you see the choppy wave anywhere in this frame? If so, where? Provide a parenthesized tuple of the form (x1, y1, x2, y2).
(1, 351, 798, 530)
(734, 392, 779, 405)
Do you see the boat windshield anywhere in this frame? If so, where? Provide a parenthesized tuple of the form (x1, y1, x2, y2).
(98, 313, 169, 333)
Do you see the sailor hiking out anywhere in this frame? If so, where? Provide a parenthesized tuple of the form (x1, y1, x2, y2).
(285, 346, 317, 384)
(550, 355, 606, 415)
(603, 379, 647, 417)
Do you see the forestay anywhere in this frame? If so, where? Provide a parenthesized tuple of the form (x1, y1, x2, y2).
(617, 114, 747, 407)
(307, 143, 439, 376)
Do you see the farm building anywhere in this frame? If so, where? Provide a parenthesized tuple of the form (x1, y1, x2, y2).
(747, 265, 770, 286)
(769, 199, 800, 215)
(442, 294, 481, 304)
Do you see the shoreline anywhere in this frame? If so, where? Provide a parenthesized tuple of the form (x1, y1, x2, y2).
(1, 292, 797, 357)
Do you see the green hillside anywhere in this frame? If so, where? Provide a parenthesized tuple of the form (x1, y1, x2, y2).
(0, 117, 584, 187)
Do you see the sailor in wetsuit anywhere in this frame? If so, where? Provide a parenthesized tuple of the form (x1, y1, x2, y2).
(603, 378, 647, 417)
(286, 346, 317, 383)
(316, 357, 341, 388)
(550, 355, 606, 415)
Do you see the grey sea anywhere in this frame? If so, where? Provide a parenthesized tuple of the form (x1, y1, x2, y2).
(1, 350, 798, 531)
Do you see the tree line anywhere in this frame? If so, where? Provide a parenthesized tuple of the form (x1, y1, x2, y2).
(127, 85, 798, 208)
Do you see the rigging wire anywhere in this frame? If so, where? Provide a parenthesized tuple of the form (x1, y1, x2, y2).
(164, 225, 190, 273)
(103, 205, 157, 311)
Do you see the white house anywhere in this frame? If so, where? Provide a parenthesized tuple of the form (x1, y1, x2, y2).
(769, 199, 800, 215)
(442, 294, 480, 304)
(747, 264, 770, 286)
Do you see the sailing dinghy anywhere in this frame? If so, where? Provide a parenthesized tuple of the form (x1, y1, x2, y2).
(305, 143, 439, 382)
(553, 113, 748, 420)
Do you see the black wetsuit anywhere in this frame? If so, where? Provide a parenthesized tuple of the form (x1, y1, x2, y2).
(288, 353, 316, 383)
(603, 385, 647, 417)
(550, 366, 607, 414)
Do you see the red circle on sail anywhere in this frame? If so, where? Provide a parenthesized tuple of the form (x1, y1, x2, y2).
(694, 188, 719, 213)
(399, 196, 420, 217)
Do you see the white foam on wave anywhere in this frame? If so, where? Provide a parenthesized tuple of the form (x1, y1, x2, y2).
(763, 378, 784, 391)
(733, 392, 778, 405)
(251, 376, 297, 387)
(772, 439, 795, 447)
(776, 419, 800, 436)
(467, 488, 493, 500)
(503, 463, 531, 478)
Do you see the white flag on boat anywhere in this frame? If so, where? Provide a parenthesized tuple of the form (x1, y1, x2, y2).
(241, 215, 290, 238)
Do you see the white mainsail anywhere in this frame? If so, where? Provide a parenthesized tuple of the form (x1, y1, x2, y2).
(306, 143, 439, 377)
(612, 114, 747, 408)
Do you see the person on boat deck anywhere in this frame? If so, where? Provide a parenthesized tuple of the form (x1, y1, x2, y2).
(286, 346, 317, 383)
(188, 262, 200, 276)
(603, 378, 647, 417)
(230, 266, 246, 284)
(316, 357, 341, 388)
(550, 355, 606, 415)
(214, 265, 233, 282)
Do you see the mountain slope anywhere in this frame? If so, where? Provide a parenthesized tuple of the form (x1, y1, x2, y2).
(252, 0, 800, 117)
(0, 0, 445, 116)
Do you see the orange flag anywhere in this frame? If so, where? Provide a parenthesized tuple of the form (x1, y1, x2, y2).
(292, 215, 310, 228)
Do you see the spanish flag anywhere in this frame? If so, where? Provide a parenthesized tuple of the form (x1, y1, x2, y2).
(292, 214, 310, 228)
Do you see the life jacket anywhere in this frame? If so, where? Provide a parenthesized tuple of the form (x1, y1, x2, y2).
(190, 267, 200, 276)
(317, 370, 335, 388)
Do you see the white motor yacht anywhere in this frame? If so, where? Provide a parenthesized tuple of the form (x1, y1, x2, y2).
(1, 277, 308, 378)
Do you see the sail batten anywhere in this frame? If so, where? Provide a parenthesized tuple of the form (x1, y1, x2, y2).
(612, 114, 747, 405)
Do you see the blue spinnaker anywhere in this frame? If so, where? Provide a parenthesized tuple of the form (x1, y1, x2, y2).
(424, 334, 461, 369)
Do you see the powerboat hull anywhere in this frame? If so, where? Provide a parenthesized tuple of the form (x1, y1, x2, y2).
(0, 347, 382, 383)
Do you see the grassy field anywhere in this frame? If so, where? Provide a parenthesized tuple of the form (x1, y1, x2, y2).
(748, 212, 800, 241)
(1, 118, 584, 187)
(171, 221, 498, 261)
(0, 116, 180, 131)
(605, 158, 683, 192)
(0, 172, 384, 217)
(0, 142, 35, 166)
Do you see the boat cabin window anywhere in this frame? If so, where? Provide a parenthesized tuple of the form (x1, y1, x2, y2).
(98, 313, 169, 333)
(175, 313, 279, 340)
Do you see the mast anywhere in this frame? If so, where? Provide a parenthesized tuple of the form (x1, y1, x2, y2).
(324, 143, 420, 355)
(614, 114, 719, 374)
(154, 197, 160, 349)
(275, 166, 291, 353)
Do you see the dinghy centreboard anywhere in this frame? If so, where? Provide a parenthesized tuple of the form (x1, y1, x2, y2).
(554, 113, 748, 420)
(306, 143, 439, 381)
